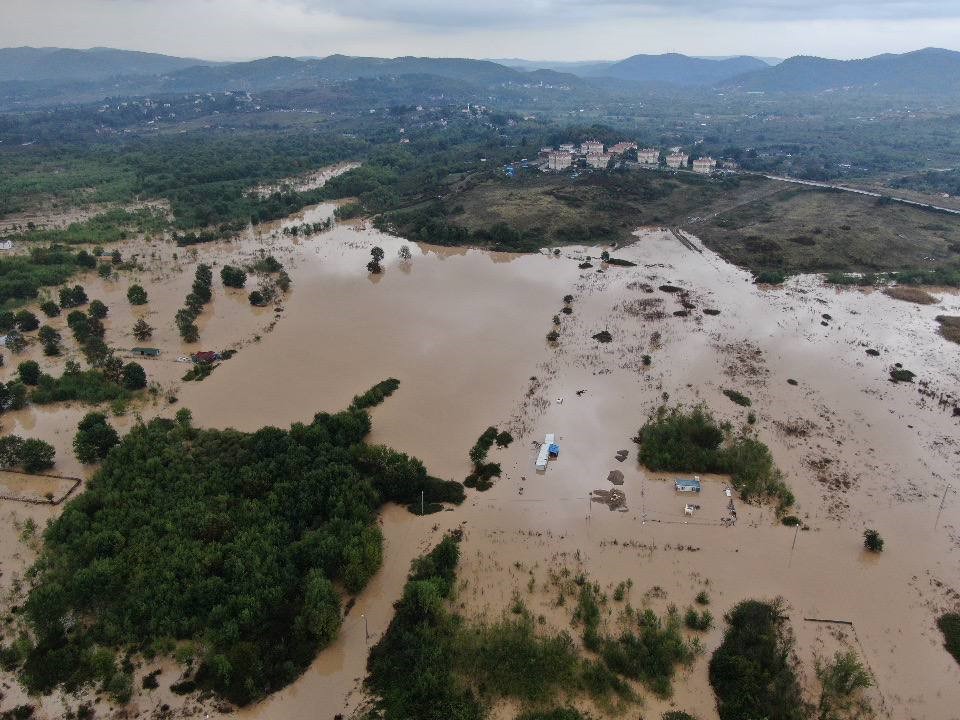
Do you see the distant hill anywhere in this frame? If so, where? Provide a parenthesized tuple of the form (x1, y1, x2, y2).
(0, 46, 212, 82)
(495, 53, 770, 86)
(726, 48, 960, 93)
(160, 54, 580, 93)
(582, 53, 769, 86)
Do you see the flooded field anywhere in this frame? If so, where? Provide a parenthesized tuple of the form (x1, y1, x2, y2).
(1, 206, 959, 719)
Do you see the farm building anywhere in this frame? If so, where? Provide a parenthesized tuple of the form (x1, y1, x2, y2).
(131, 347, 160, 357)
(191, 351, 220, 364)
(536, 433, 556, 471)
(675, 477, 702, 492)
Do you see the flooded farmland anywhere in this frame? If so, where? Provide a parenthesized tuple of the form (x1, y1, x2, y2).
(1, 208, 959, 720)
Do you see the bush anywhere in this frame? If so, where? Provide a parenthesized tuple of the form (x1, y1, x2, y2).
(684, 607, 713, 631)
(39, 301, 60, 318)
(350, 378, 400, 410)
(248, 290, 267, 306)
(14, 310, 39, 332)
(722, 389, 751, 407)
(132, 318, 153, 341)
(127, 285, 148, 305)
(695, 590, 710, 605)
(18, 361, 40, 386)
(30, 366, 128, 405)
(495, 431, 514, 448)
(220, 265, 247, 288)
(709, 599, 810, 720)
(863, 529, 884, 552)
(546, 330, 559, 342)
(73, 412, 120, 464)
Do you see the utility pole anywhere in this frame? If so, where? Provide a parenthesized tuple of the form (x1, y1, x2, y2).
(788, 524, 800, 567)
(935, 483, 952, 529)
(421, 490, 424, 516)
(361, 613, 369, 644)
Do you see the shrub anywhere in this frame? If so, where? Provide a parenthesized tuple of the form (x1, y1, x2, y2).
(546, 330, 559, 342)
(889, 368, 915, 383)
(495, 431, 514, 448)
(127, 285, 148, 305)
(816, 649, 872, 718)
(695, 590, 710, 605)
(39, 301, 60, 318)
(220, 265, 247, 288)
(350, 378, 400, 410)
(248, 290, 267, 306)
(863, 529, 884, 552)
(684, 607, 713, 631)
(722, 389, 751, 407)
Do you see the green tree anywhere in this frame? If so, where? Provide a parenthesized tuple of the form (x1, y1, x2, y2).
(73, 412, 120, 464)
(88, 299, 109, 319)
(20, 438, 55, 473)
(122, 362, 147, 390)
(18, 360, 40, 386)
(14, 310, 40, 332)
(127, 285, 148, 305)
(0, 435, 24, 466)
(5, 330, 27, 354)
(132, 318, 153, 341)
(39, 301, 60, 318)
(221, 266, 247, 288)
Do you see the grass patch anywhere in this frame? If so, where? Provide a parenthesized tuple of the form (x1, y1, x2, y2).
(634, 405, 794, 511)
(883, 286, 938, 304)
(936, 315, 960, 344)
(722, 389, 751, 407)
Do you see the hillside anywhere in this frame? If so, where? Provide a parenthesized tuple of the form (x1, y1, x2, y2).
(587, 53, 768, 86)
(0, 46, 211, 82)
(727, 47, 960, 93)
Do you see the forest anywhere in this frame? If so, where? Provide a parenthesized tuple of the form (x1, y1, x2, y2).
(13, 384, 463, 706)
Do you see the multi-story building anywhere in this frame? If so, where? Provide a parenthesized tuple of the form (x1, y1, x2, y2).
(608, 141, 637, 155)
(692, 157, 716, 174)
(559, 143, 576, 153)
(547, 150, 574, 171)
(580, 140, 604, 155)
(585, 152, 612, 169)
(666, 152, 689, 169)
(636, 148, 660, 165)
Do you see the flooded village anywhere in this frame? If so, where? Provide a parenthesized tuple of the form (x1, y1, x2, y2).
(0, 172, 958, 719)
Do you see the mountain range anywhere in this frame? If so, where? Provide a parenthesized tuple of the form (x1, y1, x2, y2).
(1, 46, 959, 103)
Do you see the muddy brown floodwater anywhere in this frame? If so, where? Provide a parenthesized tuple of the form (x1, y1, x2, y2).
(1, 212, 959, 720)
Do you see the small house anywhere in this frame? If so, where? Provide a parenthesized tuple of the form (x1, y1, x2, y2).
(131, 347, 160, 358)
(675, 477, 702, 493)
(191, 351, 220, 364)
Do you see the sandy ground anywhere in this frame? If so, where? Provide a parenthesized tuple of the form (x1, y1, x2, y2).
(1, 211, 959, 720)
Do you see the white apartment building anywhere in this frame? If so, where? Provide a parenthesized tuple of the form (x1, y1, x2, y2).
(666, 153, 689, 169)
(692, 157, 717, 174)
(636, 148, 660, 165)
(547, 151, 574, 171)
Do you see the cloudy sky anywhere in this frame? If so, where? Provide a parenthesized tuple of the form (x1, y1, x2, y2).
(3, 0, 960, 61)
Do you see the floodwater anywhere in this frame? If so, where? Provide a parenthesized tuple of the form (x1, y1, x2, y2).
(1, 206, 959, 720)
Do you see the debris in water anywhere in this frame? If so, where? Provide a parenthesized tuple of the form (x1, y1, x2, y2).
(607, 470, 625, 485)
(591, 488, 627, 510)
(615, 449, 629, 462)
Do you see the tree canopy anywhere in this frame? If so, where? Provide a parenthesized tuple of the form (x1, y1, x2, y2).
(19, 382, 462, 706)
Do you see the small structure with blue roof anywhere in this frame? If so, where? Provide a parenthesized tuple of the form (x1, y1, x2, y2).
(674, 477, 702, 493)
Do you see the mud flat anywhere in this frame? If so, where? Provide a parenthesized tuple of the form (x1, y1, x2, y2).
(2, 222, 959, 720)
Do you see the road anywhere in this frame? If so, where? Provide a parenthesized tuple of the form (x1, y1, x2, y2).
(760, 174, 960, 216)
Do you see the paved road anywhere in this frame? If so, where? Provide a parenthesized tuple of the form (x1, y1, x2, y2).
(760, 174, 960, 216)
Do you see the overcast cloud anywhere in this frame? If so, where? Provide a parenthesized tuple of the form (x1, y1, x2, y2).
(3, 0, 960, 62)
